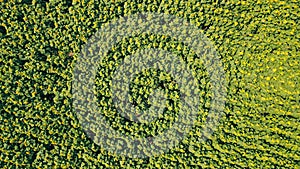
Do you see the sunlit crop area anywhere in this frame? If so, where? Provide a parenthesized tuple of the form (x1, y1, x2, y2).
(0, 0, 299, 168)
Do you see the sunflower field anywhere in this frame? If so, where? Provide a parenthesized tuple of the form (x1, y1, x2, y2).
(0, 0, 299, 168)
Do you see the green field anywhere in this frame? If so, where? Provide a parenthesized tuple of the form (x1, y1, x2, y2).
(0, 0, 299, 168)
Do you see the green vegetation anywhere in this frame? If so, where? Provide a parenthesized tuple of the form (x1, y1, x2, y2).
(0, 0, 299, 168)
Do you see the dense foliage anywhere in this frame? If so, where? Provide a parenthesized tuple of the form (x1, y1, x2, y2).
(1, 0, 299, 168)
